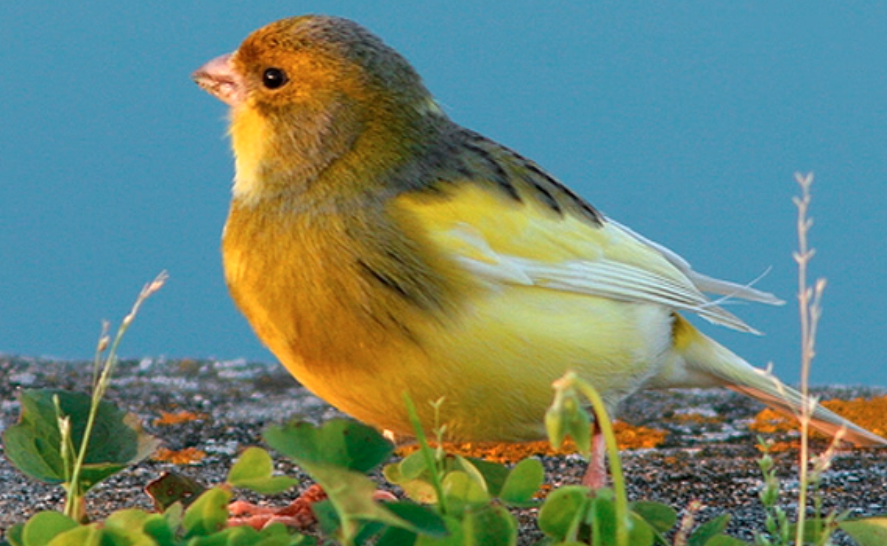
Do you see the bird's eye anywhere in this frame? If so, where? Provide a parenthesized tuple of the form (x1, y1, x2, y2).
(262, 67, 288, 89)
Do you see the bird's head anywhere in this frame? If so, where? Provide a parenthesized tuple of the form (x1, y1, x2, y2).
(194, 15, 444, 200)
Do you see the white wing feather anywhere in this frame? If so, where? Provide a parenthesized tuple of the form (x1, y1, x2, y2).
(446, 219, 782, 334)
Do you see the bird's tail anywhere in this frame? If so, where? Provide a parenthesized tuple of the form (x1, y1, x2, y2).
(672, 316, 887, 447)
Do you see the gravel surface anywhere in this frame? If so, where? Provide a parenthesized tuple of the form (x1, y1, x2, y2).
(1, 355, 885, 544)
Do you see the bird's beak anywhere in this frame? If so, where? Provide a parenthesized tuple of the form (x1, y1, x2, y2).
(193, 53, 244, 107)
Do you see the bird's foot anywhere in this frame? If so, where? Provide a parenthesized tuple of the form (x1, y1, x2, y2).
(227, 484, 398, 530)
(228, 483, 327, 530)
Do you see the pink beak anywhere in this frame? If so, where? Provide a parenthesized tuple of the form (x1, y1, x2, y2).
(193, 53, 244, 107)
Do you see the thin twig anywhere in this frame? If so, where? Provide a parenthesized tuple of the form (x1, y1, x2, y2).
(792, 172, 824, 546)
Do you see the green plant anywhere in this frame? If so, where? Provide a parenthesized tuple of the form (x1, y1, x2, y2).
(542, 372, 738, 546)
(754, 440, 791, 545)
(3, 272, 167, 522)
(381, 395, 544, 545)
(264, 418, 448, 545)
(747, 174, 887, 546)
(5, 490, 312, 546)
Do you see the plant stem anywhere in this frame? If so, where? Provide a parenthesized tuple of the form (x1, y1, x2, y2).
(792, 173, 820, 546)
(64, 272, 167, 521)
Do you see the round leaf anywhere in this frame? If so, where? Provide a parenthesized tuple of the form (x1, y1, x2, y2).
(538, 485, 590, 540)
(499, 459, 544, 506)
(22, 512, 78, 546)
(840, 518, 887, 546)
(227, 446, 298, 494)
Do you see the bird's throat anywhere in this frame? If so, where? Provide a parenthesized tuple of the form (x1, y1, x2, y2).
(230, 106, 271, 201)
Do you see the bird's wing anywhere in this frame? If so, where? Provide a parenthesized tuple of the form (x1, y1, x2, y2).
(394, 135, 781, 333)
(606, 218, 783, 305)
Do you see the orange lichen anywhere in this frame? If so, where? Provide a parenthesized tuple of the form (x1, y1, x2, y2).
(671, 412, 721, 425)
(152, 447, 207, 464)
(749, 408, 797, 435)
(613, 421, 668, 449)
(153, 410, 206, 426)
(532, 483, 554, 499)
(750, 396, 887, 442)
(395, 422, 667, 464)
(820, 397, 887, 438)
(754, 440, 799, 453)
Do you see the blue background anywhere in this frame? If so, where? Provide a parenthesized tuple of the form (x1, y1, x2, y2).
(2, 2, 885, 386)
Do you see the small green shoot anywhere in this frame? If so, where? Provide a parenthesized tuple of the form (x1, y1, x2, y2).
(2, 272, 166, 521)
(383, 395, 545, 545)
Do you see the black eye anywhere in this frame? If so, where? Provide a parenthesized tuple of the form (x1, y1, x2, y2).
(262, 67, 288, 89)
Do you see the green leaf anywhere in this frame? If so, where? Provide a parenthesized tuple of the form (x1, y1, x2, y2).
(545, 386, 591, 455)
(455, 456, 489, 492)
(702, 535, 747, 546)
(630, 501, 677, 534)
(145, 471, 207, 511)
(264, 420, 417, 544)
(141, 513, 179, 546)
(464, 504, 517, 546)
(589, 495, 616, 546)
(385, 453, 511, 507)
(100, 518, 158, 546)
(311, 499, 341, 537)
(163, 502, 185, 532)
(377, 526, 418, 546)
(416, 516, 464, 546)
(587, 497, 656, 546)
(788, 517, 835, 544)
(626, 513, 656, 546)
(499, 458, 544, 506)
(5, 523, 25, 546)
(353, 521, 388, 546)
(3, 389, 159, 490)
(21, 512, 78, 546)
(538, 485, 591, 541)
(400, 451, 431, 480)
(186, 526, 262, 546)
(309, 464, 417, 543)
(688, 514, 731, 546)
(264, 419, 394, 473)
(100, 509, 168, 546)
(463, 458, 510, 498)
(104, 508, 153, 533)
(839, 518, 887, 546)
(383, 461, 438, 504)
(385, 502, 449, 538)
(228, 446, 298, 494)
(441, 470, 491, 513)
(45, 525, 103, 546)
(182, 487, 232, 538)
(259, 522, 310, 546)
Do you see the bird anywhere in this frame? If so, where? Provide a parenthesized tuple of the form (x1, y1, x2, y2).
(193, 14, 886, 489)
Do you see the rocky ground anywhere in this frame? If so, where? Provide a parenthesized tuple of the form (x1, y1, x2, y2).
(1, 355, 885, 544)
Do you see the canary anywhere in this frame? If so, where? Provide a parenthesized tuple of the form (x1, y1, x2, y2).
(194, 15, 886, 486)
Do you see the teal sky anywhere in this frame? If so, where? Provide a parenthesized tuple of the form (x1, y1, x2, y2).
(2, 2, 885, 386)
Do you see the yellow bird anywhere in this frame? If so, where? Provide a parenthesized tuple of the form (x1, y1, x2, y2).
(194, 15, 885, 486)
